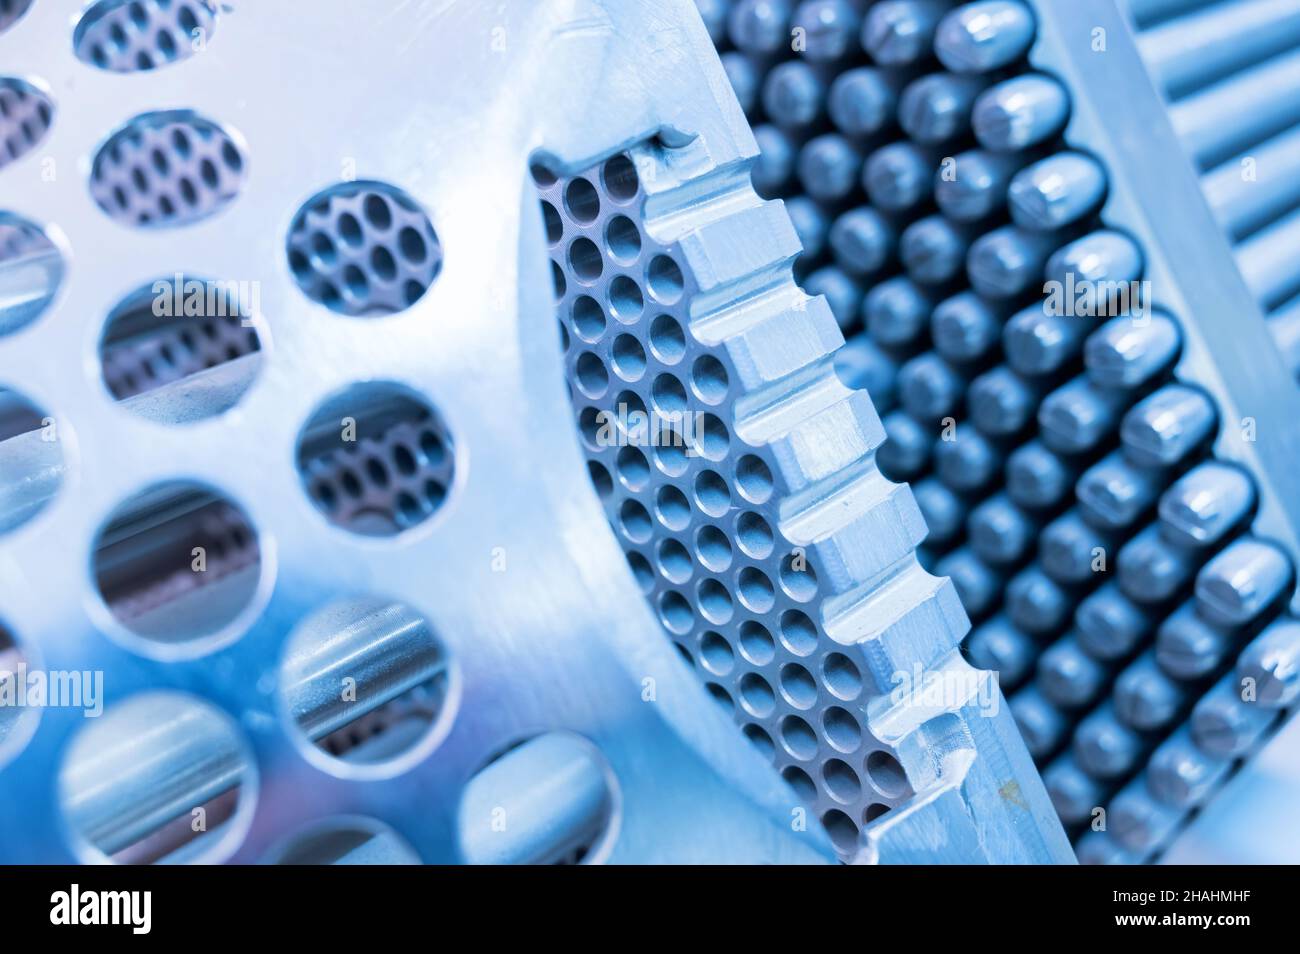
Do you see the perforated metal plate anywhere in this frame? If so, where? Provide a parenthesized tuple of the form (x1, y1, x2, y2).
(697, 0, 1300, 864)
(0, 0, 1070, 864)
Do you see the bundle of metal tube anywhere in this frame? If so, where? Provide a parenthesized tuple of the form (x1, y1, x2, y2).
(1118, 0, 1300, 380)
(701, 0, 1300, 861)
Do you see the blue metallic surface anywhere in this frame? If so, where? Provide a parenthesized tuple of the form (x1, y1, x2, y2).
(2, 0, 1299, 866)
(699, 0, 1300, 863)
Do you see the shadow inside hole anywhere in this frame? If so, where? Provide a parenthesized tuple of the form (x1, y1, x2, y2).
(0, 621, 34, 760)
(73, 0, 219, 74)
(280, 596, 451, 769)
(0, 387, 63, 534)
(92, 481, 260, 645)
(0, 213, 63, 337)
(267, 817, 421, 865)
(99, 275, 263, 422)
(458, 733, 618, 865)
(296, 383, 454, 537)
(58, 691, 254, 864)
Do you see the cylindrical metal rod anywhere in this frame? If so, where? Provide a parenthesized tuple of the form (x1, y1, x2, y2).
(282, 598, 447, 743)
(1172, 47, 1300, 168)
(1138, 0, 1300, 99)
(1268, 294, 1300, 378)
(60, 694, 248, 858)
(1121, 0, 1219, 29)
(0, 355, 264, 532)
(1202, 126, 1300, 241)
(0, 244, 62, 336)
(933, 1, 1035, 75)
(862, 0, 950, 66)
(1237, 203, 1300, 309)
(459, 733, 613, 865)
(972, 73, 1069, 152)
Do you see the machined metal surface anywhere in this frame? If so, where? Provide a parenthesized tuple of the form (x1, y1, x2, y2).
(13, 0, 1296, 868)
(699, 0, 1300, 864)
(0, 0, 1071, 865)
(539, 143, 1065, 860)
(0, 0, 837, 864)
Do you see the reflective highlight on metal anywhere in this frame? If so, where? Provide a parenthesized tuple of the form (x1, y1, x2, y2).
(0, 0, 1074, 866)
(705, 0, 1300, 864)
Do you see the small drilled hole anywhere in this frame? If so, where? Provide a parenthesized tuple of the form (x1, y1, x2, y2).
(866, 750, 909, 798)
(541, 200, 563, 246)
(615, 445, 650, 491)
(695, 413, 730, 460)
(780, 662, 818, 709)
(655, 435, 690, 478)
(619, 499, 652, 543)
(657, 538, 693, 584)
(605, 214, 642, 263)
(659, 589, 694, 634)
(696, 631, 738, 675)
(783, 765, 817, 804)
(602, 154, 640, 202)
(627, 550, 654, 592)
(647, 254, 684, 304)
(780, 609, 818, 657)
(611, 334, 647, 382)
(823, 652, 863, 701)
(574, 351, 609, 399)
(649, 314, 686, 364)
(694, 469, 731, 518)
(698, 581, 734, 625)
(824, 759, 863, 804)
(737, 511, 774, 559)
(781, 714, 818, 760)
(736, 454, 775, 504)
(0, 1, 34, 35)
(739, 620, 776, 665)
(651, 373, 688, 416)
(740, 672, 776, 717)
(587, 459, 613, 498)
(779, 551, 819, 602)
(691, 355, 729, 405)
(695, 524, 733, 572)
(564, 177, 601, 224)
(568, 237, 603, 282)
(571, 295, 606, 342)
(822, 809, 860, 854)
(530, 162, 558, 188)
(739, 566, 776, 613)
(655, 484, 691, 531)
(607, 275, 644, 322)
(824, 706, 863, 752)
